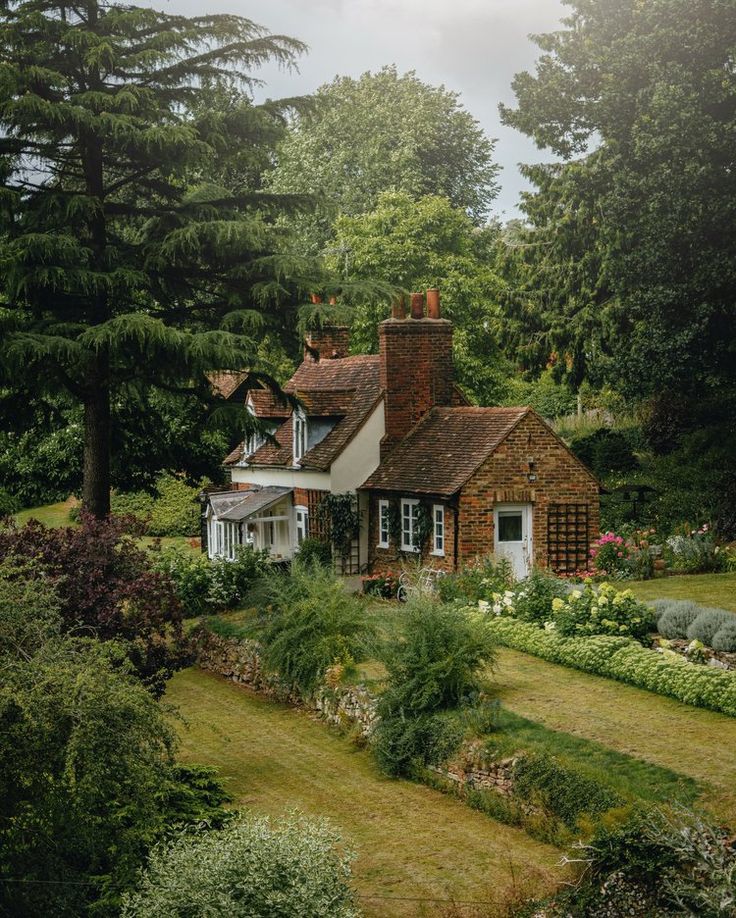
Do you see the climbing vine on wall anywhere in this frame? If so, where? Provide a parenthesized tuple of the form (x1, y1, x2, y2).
(318, 493, 361, 559)
(386, 498, 434, 554)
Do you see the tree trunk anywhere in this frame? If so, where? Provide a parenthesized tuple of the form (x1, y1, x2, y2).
(82, 370, 111, 518)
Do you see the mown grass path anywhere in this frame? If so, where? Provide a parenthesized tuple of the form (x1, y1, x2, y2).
(494, 648, 736, 822)
(628, 573, 736, 611)
(167, 667, 565, 917)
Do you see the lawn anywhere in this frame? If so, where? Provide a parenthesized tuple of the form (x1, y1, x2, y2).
(627, 573, 736, 611)
(492, 647, 736, 822)
(167, 667, 566, 916)
(12, 501, 200, 556)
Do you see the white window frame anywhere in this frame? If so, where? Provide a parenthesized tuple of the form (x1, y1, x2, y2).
(295, 505, 308, 546)
(377, 499, 390, 549)
(400, 498, 420, 553)
(293, 408, 307, 464)
(431, 504, 445, 557)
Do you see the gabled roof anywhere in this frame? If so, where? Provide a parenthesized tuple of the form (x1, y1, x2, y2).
(207, 370, 250, 400)
(227, 354, 382, 471)
(360, 406, 531, 497)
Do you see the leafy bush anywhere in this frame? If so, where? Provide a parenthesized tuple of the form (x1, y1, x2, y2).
(484, 616, 736, 718)
(154, 545, 269, 618)
(0, 639, 227, 917)
(560, 806, 736, 917)
(111, 489, 156, 524)
(296, 536, 332, 568)
(666, 525, 726, 574)
(259, 563, 373, 696)
(147, 473, 201, 537)
(654, 599, 701, 639)
(569, 428, 639, 477)
(372, 601, 496, 775)
(508, 570, 569, 625)
(362, 570, 400, 599)
(686, 607, 735, 646)
(711, 619, 736, 653)
(437, 555, 513, 604)
(551, 582, 655, 641)
(0, 488, 19, 517)
(121, 813, 358, 918)
(0, 558, 62, 658)
(512, 752, 622, 829)
(0, 515, 182, 694)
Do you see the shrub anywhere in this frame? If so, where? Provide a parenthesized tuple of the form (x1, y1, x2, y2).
(655, 599, 701, 639)
(0, 488, 20, 517)
(296, 537, 332, 568)
(259, 563, 373, 696)
(686, 607, 735, 646)
(0, 515, 182, 693)
(0, 557, 62, 658)
(110, 489, 156, 525)
(711, 619, 736, 653)
(147, 473, 201, 537)
(589, 532, 634, 579)
(666, 525, 726, 574)
(484, 616, 736, 718)
(512, 752, 622, 829)
(570, 428, 639, 477)
(509, 570, 569, 625)
(121, 813, 358, 918)
(551, 582, 655, 641)
(372, 601, 496, 775)
(362, 570, 400, 599)
(437, 555, 513, 604)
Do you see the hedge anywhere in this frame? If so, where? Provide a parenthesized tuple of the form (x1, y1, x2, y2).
(485, 616, 736, 718)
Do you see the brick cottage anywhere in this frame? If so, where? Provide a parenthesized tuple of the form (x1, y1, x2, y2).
(204, 289, 600, 578)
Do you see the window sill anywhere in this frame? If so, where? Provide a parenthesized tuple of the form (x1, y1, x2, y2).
(430, 550, 445, 558)
(377, 542, 389, 550)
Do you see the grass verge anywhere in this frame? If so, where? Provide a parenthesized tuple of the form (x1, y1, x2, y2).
(627, 573, 736, 612)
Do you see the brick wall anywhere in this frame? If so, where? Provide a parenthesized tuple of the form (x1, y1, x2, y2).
(304, 326, 350, 361)
(457, 412, 600, 571)
(367, 491, 458, 573)
(379, 317, 454, 456)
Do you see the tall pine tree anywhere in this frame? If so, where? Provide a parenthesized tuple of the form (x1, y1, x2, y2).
(0, 1, 315, 515)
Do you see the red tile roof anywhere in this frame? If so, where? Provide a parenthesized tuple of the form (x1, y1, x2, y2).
(360, 406, 530, 496)
(248, 388, 290, 418)
(207, 370, 250, 400)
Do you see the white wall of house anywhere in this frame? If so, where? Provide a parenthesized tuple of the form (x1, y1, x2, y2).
(330, 400, 385, 493)
(231, 466, 331, 491)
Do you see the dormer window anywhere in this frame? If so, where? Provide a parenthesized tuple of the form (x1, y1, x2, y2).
(245, 404, 265, 456)
(293, 408, 307, 463)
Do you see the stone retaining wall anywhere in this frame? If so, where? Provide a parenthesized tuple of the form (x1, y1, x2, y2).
(190, 626, 519, 798)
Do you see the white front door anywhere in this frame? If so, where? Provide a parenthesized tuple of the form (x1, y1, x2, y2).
(494, 504, 533, 579)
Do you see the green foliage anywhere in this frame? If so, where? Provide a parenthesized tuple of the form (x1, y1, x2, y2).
(499, 0, 736, 401)
(667, 526, 727, 574)
(485, 615, 736, 718)
(146, 474, 201, 538)
(0, 639, 207, 916)
(258, 563, 373, 696)
(0, 0, 317, 516)
(655, 600, 701, 640)
(333, 191, 508, 403)
(563, 807, 736, 917)
(153, 545, 269, 617)
(551, 583, 655, 641)
(121, 813, 358, 918)
(0, 488, 19, 517)
(686, 608, 735, 647)
(437, 555, 514, 604)
(512, 752, 622, 829)
(0, 557, 62, 658)
(268, 66, 499, 252)
(296, 537, 332, 568)
(372, 601, 496, 776)
(317, 493, 360, 559)
(509, 570, 569, 626)
(111, 489, 156, 523)
(156, 764, 233, 831)
(569, 428, 639, 478)
(501, 370, 577, 419)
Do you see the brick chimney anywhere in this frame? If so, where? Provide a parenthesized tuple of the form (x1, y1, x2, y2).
(304, 325, 351, 361)
(379, 289, 453, 455)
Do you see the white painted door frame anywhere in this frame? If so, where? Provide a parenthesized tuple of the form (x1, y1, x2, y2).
(493, 503, 533, 579)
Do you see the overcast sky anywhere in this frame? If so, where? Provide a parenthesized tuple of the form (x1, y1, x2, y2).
(165, 0, 568, 217)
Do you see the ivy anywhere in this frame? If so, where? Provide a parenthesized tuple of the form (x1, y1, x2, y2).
(317, 494, 360, 559)
(385, 497, 435, 555)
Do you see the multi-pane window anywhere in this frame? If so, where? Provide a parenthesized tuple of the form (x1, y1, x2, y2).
(400, 498, 420, 552)
(432, 504, 445, 556)
(378, 499, 390, 548)
(295, 506, 309, 545)
(293, 409, 307, 463)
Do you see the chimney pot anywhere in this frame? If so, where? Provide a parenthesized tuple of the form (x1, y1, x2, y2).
(410, 292, 425, 319)
(310, 293, 323, 305)
(426, 287, 441, 319)
(391, 296, 406, 320)
(329, 296, 337, 305)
